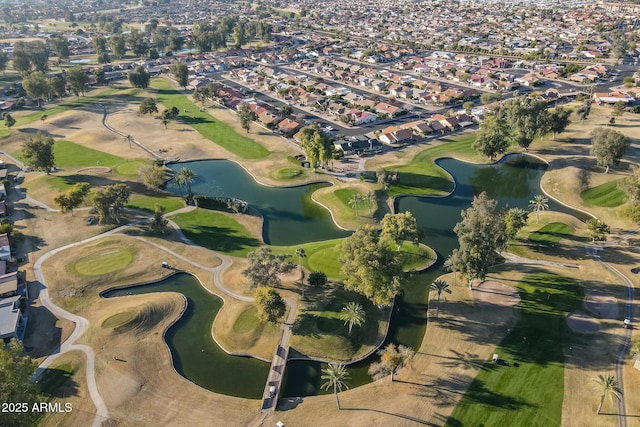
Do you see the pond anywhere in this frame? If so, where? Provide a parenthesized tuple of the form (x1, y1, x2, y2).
(131, 154, 586, 399)
(167, 160, 350, 245)
(280, 154, 588, 397)
(101, 273, 270, 399)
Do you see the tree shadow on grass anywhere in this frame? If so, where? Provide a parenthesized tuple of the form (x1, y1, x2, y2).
(37, 367, 79, 398)
(180, 224, 260, 254)
(343, 407, 432, 425)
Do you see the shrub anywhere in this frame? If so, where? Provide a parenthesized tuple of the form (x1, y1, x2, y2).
(308, 271, 328, 287)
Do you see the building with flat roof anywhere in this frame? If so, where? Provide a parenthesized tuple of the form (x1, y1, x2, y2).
(0, 295, 26, 341)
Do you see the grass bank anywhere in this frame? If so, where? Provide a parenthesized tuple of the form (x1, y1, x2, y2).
(152, 78, 270, 160)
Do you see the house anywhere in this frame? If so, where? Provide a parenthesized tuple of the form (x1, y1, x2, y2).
(336, 138, 383, 155)
(379, 128, 414, 145)
(277, 118, 303, 136)
(0, 234, 10, 261)
(0, 272, 18, 298)
(412, 122, 433, 135)
(375, 102, 404, 117)
(593, 91, 635, 105)
(350, 110, 377, 125)
(0, 295, 26, 341)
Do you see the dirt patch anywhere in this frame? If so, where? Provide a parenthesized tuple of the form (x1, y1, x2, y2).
(472, 280, 521, 307)
(567, 311, 601, 334)
(584, 290, 619, 319)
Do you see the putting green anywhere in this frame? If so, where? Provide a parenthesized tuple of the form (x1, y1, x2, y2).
(101, 312, 134, 329)
(73, 249, 134, 276)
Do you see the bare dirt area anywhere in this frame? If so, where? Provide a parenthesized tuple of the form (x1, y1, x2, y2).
(567, 312, 602, 334)
(471, 280, 521, 307)
(584, 290, 619, 319)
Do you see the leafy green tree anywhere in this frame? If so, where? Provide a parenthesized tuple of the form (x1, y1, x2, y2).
(473, 115, 510, 160)
(586, 219, 610, 242)
(280, 104, 293, 115)
(139, 98, 158, 115)
(368, 343, 415, 382)
(0, 341, 43, 427)
(612, 101, 626, 118)
(592, 374, 622, 415)
(97, 52, 110, 64)
(308, 271, 327, 287)
(242, 247, 296, 288)
(109, 34, 126, 58)
(106, 183, 130, 223)
(503, 95, 550, 149)
(65, 67, 89, 96)
(0, 50, 8, 74)
(321, 363, 350, 410)
(339, 225, 402, 306)
(618, 166, 640, 203)
(444, 249, 463, 286)
(22, 71, 49, 106)
(161, 109, 171, 128)
(528, 194, 549, 224)
(54, 182, 90, 215)
(174, 167, 196, 202)
(4, 113, 15, 128)
(298, 125, 333, 171)
(128, 66, 150, 89)
(170, 61, 189, 88)
(92, 36, 107, 54)
(237, 102, 256, 133)
(91, 189, 111, 224)
(548, 106, 572, 140)
(503, 207, 529, 240)
(339, 302, 365, 335)
(380, 211, 422, 252)
(11, 42, 32, 76)
(128, 29, 149, 57)
(12, 40, 48, 75)
(463, 101, 474, 114)
(94, 68, 107, 86)
(138, 164, 166, 189)
(453, 192, 507, 289)
(254, 286, 286, 323)
(48, 75, 67, 98)
(22, 133, 55, 173)
(590, 127, 631, 173)
(148, 205, 169, 234)
(50, 34, 70, 60)
(430, 279, 451, 317)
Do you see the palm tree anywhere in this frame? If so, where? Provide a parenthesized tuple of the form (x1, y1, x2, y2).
(365, 191, 375, 217)
(321, 363, 350, 410)
(175, 167, 196, 204)
(124, 134, 133, 149)
(528, 194, 549, 224)
(339, 302, 365, 335)
(592, 374, 623, 415)
(430, 280, 452, 318)
(295, 247, 307, 296)
(348, 193, 362, 217)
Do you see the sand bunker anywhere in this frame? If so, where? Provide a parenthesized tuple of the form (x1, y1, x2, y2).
(584, 290, 618, 319)
(567, 312, 601, 333)
(472, 280, 521, 307)
(77, 167, 112, 174)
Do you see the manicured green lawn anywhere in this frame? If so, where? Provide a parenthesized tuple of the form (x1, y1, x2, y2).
(72, 248, 134, 276)
(528, 222, 574, 245)
(387, 135, 477, 197)
(271, 167, 306, 180)
(171, 208, 261, 257)
(113, 160, 150, 176)
(273, 239, 345, 279)
(447, 273, 581, 427)
(127, 194, 185, 213)
(12, 88, 119, 127)
(53, 140, 126, 168)
(152, 79, 270, 159)
(580, 180, 627, 207)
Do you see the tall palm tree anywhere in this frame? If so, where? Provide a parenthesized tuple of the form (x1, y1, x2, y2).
(175, 167, 196, 204)
(430, 279, 452, 318)
(348, 193, 362, 217)
(365, 191, 375, 217)
(321, 363, 350, 410)
(339, 302, 365, 335)
(295, 247, 307, 296)
(528, 194, 549, 224)
(592, 374, 623, 415)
